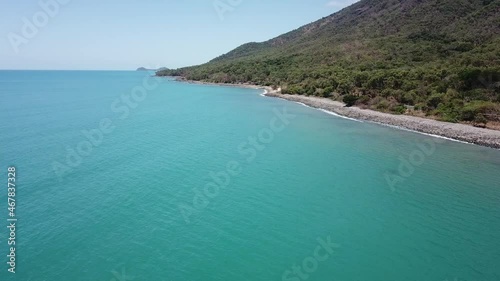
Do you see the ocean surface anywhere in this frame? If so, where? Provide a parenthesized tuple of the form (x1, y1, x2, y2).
(1, 70, 500, 281)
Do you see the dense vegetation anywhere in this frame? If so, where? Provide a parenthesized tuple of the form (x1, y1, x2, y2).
(158, 0, 500, 125)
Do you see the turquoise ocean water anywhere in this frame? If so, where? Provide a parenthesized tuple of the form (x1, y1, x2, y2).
(0, 70, 499, 281)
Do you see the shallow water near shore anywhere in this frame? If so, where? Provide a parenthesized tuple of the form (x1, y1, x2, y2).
(1, 70, 500, 281)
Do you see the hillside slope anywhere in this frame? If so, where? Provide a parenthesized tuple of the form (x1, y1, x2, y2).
(158, 0, 500, 124)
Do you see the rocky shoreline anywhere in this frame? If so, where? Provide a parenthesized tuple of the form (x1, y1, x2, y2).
(265, 92, 500, 149)
(164, 77, 500, 149)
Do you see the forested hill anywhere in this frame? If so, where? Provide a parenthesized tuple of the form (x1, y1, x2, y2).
(157, 0, 500, 124)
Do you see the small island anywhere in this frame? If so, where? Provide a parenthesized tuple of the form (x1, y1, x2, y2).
(137, 67, 169, 71)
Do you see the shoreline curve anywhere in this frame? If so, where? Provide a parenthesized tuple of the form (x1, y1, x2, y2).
(264, 91, 500, 149)
(163, 77, 500, 149)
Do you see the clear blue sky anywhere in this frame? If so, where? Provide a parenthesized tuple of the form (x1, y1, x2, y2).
(0, 0, 358, 70)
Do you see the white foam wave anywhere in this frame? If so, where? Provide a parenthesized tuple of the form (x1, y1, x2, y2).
(319, 109, 363, 122)
(363, 120, 471, 144)
(266, 93, 480, 147)
(316, 107, 470, 144)
(296, 102, 311, 108)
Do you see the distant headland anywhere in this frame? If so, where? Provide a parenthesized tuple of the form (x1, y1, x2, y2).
(137, 67, 168, 71)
